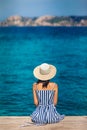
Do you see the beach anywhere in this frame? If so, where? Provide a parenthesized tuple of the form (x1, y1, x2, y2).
(0, 116, 87, 130)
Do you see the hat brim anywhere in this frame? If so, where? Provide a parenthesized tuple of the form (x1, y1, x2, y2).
(33, 64, 57, 80)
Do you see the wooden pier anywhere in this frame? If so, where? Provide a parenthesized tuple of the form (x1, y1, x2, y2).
(0, 116, 87, 130)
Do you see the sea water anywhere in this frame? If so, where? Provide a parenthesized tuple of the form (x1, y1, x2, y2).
(0, 27, 87, 116)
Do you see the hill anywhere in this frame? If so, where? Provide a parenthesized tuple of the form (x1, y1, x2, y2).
(0, 15, 87, 26)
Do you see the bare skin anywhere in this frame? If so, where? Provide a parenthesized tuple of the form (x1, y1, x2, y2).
(33, 82, 58, 106)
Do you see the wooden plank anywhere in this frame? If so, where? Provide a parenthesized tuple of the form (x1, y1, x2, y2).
(0, 116, 87, 130)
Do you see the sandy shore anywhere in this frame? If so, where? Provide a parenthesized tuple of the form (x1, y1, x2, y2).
(0, 116, 87, 130)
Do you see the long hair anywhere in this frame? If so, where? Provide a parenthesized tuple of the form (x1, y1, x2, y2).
(36, 80, 50, 88)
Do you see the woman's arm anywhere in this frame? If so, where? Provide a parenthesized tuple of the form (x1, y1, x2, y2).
(53, 83, 58, 106)
(33, 83, 38, 106)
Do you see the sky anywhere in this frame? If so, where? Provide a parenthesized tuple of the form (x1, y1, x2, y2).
(0, 0, 87, 21)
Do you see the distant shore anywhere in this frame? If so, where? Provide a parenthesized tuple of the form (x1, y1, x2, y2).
(0, 15, 87, 27)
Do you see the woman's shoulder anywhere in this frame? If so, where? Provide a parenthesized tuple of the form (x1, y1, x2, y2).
(33, 82, 37, 90)
(49, 82, 58, 89)
(33, 82, 37, 85)
(49, 82, 58, 86)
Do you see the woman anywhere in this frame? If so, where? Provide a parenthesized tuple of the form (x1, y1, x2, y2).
(30, 63, 65, 125)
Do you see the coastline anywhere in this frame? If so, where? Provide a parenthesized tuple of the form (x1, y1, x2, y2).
(0, 116, 87, 130)
(0, 25, 87, 27)
(0, 15, 87, 27)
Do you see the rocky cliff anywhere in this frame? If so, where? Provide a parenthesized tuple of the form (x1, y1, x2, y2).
(0, 15, 87, 26)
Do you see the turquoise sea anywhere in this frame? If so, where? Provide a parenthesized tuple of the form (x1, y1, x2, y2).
(0, 27, 87, 116)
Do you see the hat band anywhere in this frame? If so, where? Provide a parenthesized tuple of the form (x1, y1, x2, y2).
(40, 68, 50, 75)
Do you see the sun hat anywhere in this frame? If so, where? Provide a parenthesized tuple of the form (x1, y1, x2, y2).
(33, 63, 57, 80)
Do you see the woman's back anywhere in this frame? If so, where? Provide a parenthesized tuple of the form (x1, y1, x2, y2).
(33, 82, 58, 106)
(35, 82, 56, 105)
(34, 82, 56, 90)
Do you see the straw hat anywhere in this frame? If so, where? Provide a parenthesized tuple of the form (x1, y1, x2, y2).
(33, 63, 57, 80)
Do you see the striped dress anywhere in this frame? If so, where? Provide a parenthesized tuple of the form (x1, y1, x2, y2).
(30, 85, 65, 125)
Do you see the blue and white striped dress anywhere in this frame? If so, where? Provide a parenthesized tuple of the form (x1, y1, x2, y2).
(30, 87, 65, 125)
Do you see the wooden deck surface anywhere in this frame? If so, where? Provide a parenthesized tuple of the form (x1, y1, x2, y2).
(0, 116, 87, 130)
